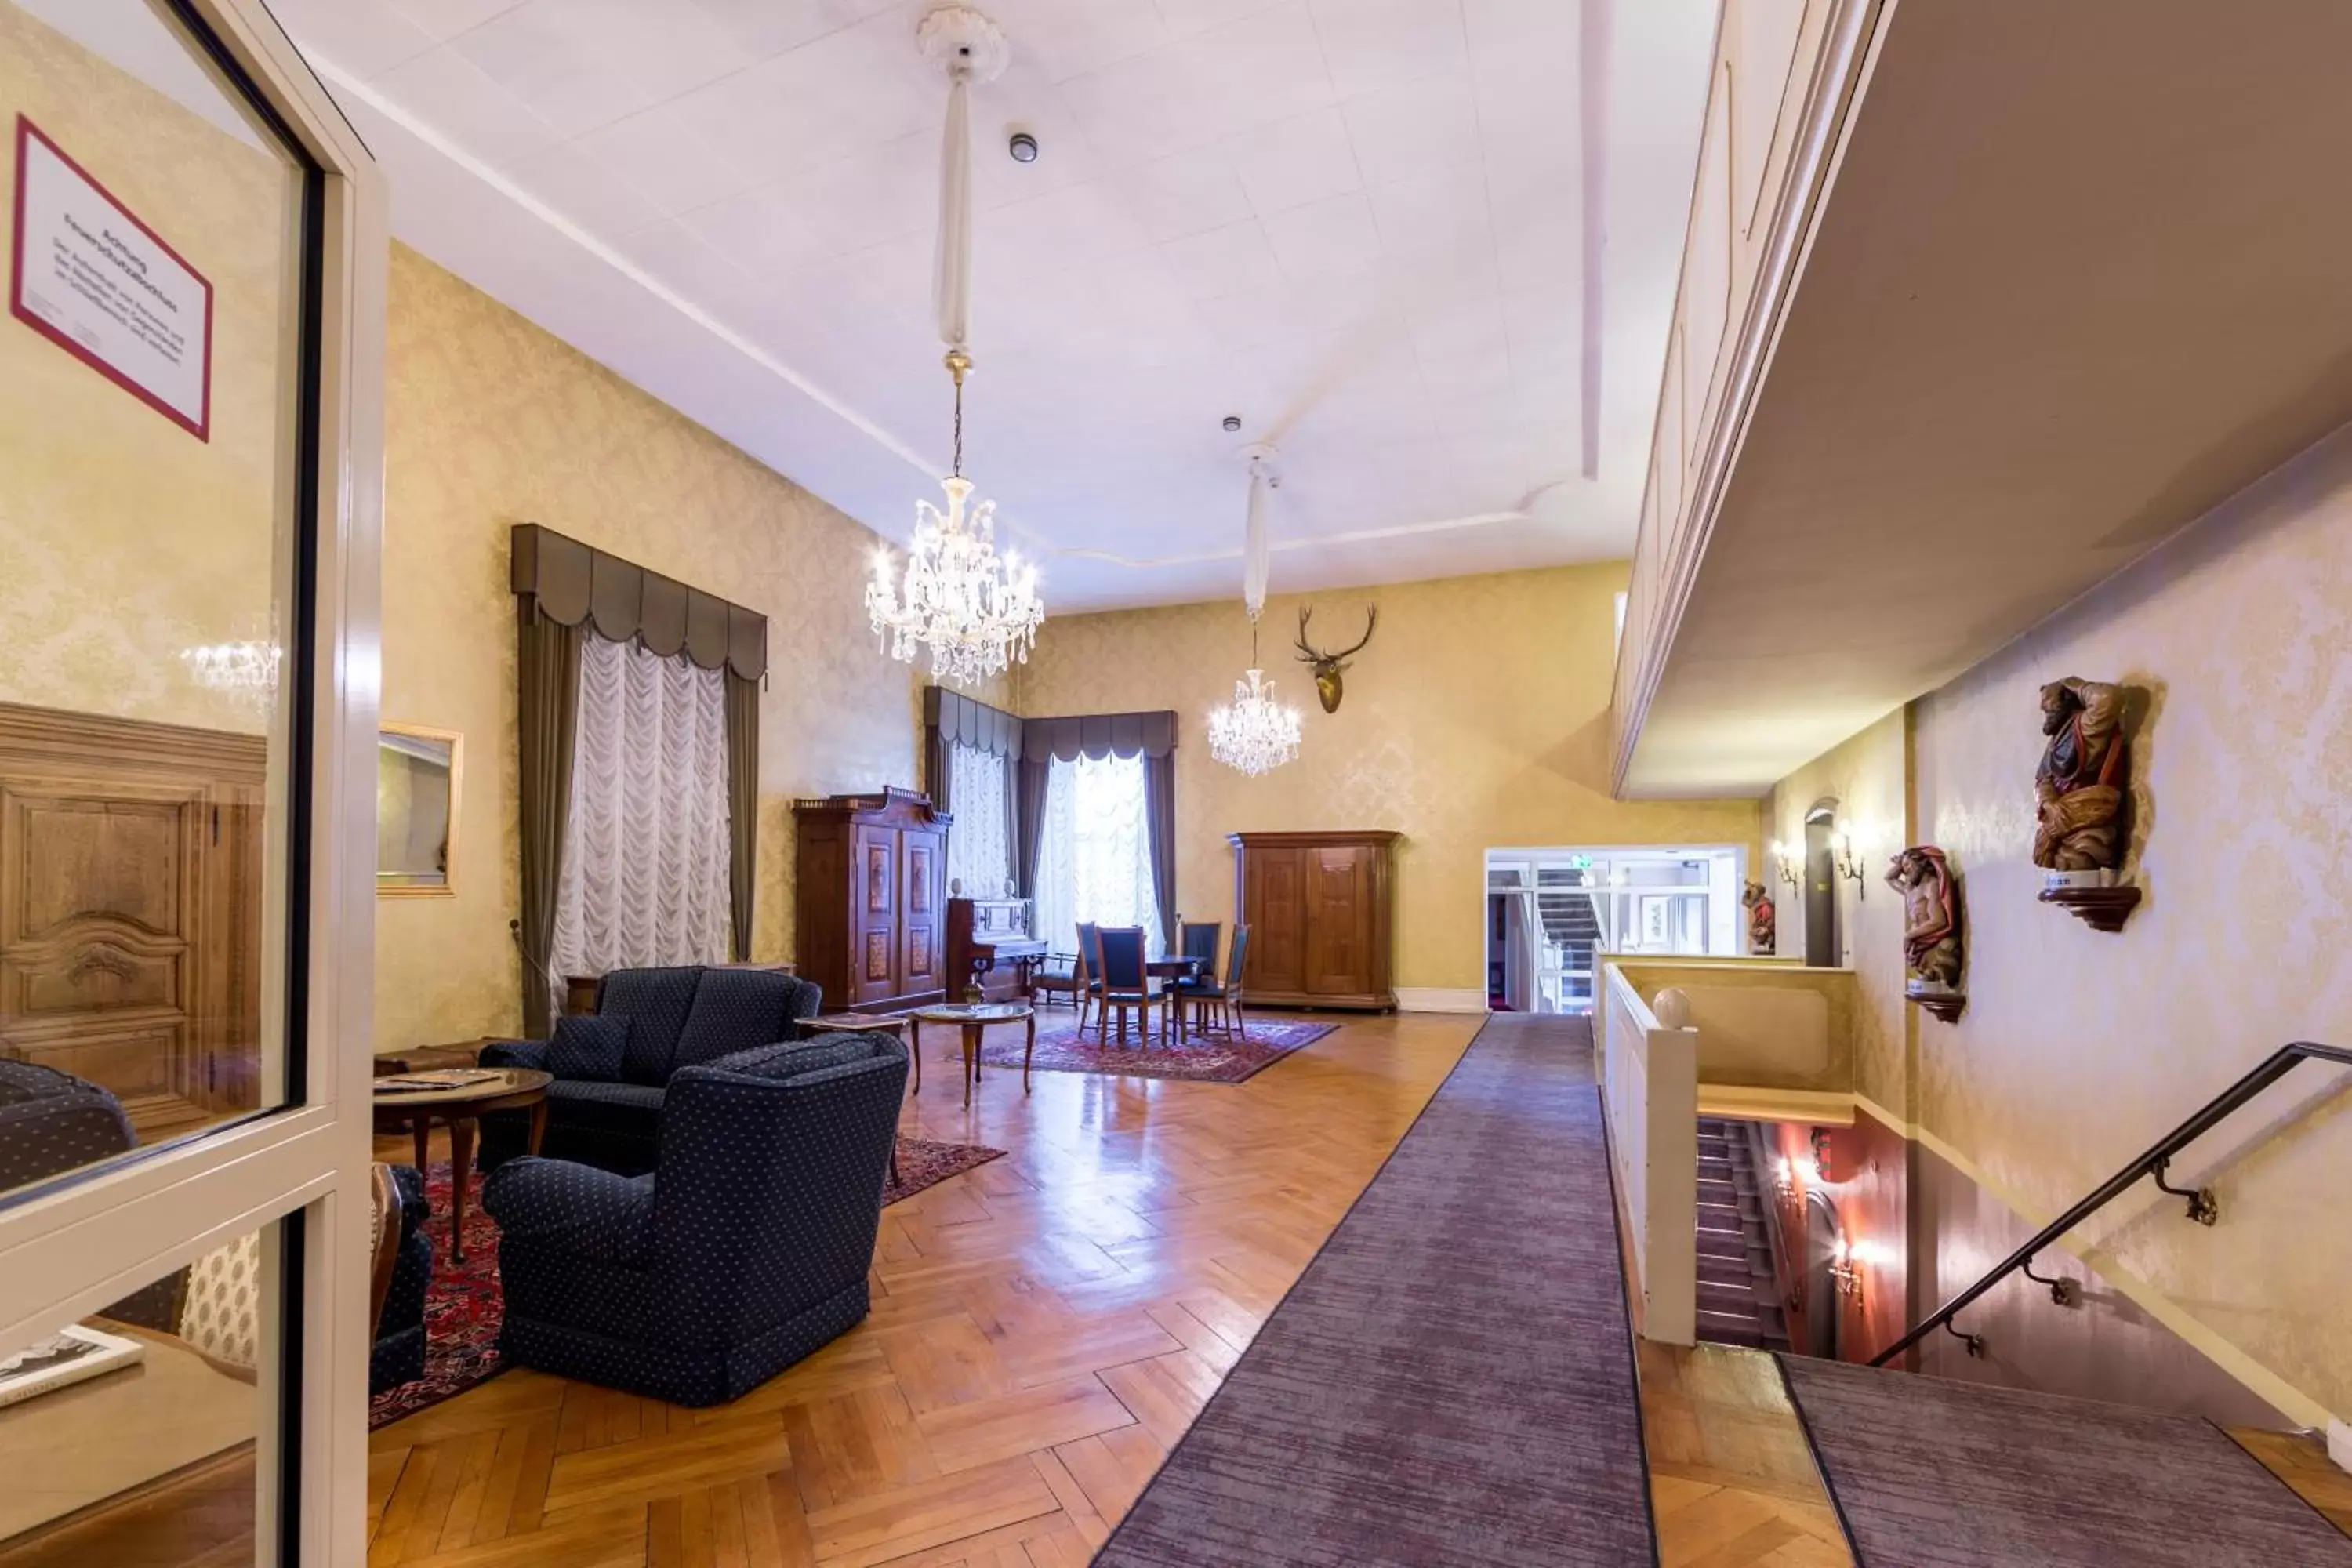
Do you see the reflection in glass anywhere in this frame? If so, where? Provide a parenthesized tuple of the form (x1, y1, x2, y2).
(0, 1214, 281, 1564)
(379, 727, 462, 895)
(0, 0, 314, 1199)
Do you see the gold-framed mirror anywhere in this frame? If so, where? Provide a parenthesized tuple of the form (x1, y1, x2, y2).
(378, 724, 461, 897)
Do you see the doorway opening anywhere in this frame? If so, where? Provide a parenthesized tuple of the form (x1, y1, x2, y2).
(1802, 799, 1841, 967)
(1486, 844, 1749, 1013)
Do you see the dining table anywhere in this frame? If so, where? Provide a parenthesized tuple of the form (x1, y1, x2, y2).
(1145, 953, 1206, 1041)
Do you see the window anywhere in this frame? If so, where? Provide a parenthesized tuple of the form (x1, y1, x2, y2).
(1035, 753, 1164, 957)
(944, 742, 1011, 898)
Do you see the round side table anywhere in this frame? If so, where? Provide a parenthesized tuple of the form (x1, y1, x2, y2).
(908, 1002, 1036, 1106)
(370, 1068, 552, 1261)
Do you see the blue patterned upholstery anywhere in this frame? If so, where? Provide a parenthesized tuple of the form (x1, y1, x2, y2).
(485, 1032, 908, 1406)
(370, 1165, 433, 1396)
(481, 967, 823, 1176)
(0, 1060, 136, 1192)
(546, 1014, 628, 1081)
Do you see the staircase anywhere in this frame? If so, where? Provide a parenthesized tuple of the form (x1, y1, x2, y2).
(1534, 870, 1603, 1007)
(1693, 1117, 1789, 1351)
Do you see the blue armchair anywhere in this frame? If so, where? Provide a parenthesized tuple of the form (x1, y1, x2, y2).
(481, 966, 823, 1175)
(482, 1031, 909, 1406)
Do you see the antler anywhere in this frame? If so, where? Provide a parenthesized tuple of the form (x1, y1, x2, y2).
(1294, 604, 1378, 663)
(1329, 605, 1377, 659)
(1294, 605, 1322, 662)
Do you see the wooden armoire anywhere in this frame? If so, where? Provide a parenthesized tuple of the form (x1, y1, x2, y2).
(792, 787, 951, 1013)
(0, 702, 266, 1140)
(1229, 829, 1399, 1011)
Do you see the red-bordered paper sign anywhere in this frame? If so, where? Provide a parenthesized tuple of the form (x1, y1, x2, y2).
(9, 115, 214, 441)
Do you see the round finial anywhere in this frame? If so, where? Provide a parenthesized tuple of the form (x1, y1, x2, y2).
(917, 5, 1010, 82)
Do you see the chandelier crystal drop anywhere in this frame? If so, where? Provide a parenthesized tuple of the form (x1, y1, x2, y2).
(1207, 664, 1303, 777)
(867, 4, 1042, 688)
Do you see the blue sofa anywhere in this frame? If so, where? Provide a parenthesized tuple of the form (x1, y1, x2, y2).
(481, 966, 823, 1175)
(482, 1031, 908, 1406)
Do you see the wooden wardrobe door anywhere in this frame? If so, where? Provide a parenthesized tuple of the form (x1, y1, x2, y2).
(898, 828, 944, 1004)
(1247, 846, 1308, 994)
(851, 822, 900, 1008)
(1302, 845, 1375, 997)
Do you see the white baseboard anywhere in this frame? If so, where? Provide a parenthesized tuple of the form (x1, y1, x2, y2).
(2330, 1416, 2350, 1475)
(1395, 987, 1489, 1014)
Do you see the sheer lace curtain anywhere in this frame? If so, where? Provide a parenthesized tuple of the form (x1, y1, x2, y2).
(944, 742, 1012, 898)
(1033, 753, 1165, 960)
(550, 633, 731, 1015)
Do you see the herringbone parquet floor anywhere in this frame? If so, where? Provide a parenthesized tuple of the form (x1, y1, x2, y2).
(366, 1011, 1483, 1568)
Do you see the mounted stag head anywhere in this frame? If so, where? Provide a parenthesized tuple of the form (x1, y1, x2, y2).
(1294, 605, 1377, 713)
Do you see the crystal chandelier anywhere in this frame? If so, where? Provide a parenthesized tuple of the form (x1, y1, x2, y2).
(866, 5, 1043, 688)
(1207, 445, 1303, 775)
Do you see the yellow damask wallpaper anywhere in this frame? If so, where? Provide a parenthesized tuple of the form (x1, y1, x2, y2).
(376, 248, 948, 1052)
(1910, 425, 2352, 1421)
(1768, 710, 1911, 1114)
(0, 7, 286, 734)
(1016, 566, 1764, 994)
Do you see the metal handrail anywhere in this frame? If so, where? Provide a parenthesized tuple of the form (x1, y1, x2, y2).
(1871, 1040, 2352, 1367)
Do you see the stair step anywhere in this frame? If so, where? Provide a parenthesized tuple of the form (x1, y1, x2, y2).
(1697, 1279, 1768, 1311)
(1694, 1311, 1774, 1349)
(1697, 1254, 1761, 1285)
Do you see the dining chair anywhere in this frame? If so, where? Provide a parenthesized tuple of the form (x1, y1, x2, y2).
(1072, 921, 1102, 1036)
(1165, 920, 1223, 1043)
(1187, 924, 1251, 1040)
(1091, 926, 1153, 1045)
(1033, 925, 1092, 1021)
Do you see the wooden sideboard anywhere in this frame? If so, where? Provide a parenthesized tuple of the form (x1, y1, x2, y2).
(1229, 829, 1399, 1011)
(0, 703, 266, 1141)
(793, 788, 951, 1013)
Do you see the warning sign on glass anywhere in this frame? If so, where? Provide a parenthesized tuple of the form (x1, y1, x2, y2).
(10, 115, 214, 441)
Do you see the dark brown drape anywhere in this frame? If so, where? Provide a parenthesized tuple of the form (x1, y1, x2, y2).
(1014, 755, 1050, 899)
(1142, 750, 1176, 940)
(725, 673, 759, 961)
(516, 604, 583, 1037)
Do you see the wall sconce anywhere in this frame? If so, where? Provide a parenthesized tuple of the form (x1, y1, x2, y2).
(1829, 1234, 1864, 1301)
(1772, 1155, 1795, 1198)
(1769, 840, 1799, 887)
(1834, 818, 1867, 898)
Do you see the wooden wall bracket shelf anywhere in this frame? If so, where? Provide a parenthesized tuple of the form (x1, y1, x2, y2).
(2038, 884, 2141, 932)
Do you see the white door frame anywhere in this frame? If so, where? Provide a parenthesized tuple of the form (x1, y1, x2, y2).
(0, 2, 385, 1559)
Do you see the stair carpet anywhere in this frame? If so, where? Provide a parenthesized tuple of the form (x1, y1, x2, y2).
(1692, 1117, 1791, 1352)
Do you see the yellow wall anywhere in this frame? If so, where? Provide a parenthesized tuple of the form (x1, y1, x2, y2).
(1017, 566, 1764, 994)
(374, 248, 946, 1051)
(1773, 426, 2352, 1422)
(0, 5, 285, 734)
(1767, 710, 1911, 1113)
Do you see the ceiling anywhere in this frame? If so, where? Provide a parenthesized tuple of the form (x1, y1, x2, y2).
(234, 0, 1718, 612)
(1622, 0, 2352, 797)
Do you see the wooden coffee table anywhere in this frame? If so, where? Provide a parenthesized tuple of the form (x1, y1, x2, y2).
(908, 1002, 1035, 1106)
(371, 1068, 552, 1261)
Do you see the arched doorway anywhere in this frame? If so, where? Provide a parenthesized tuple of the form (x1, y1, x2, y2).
(1803, 799, 1841, 967)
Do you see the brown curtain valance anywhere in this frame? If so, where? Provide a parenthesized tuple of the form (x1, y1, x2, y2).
(925, 687, 1022, 760)
(511, 522, 768, 680)
(1022, 710, 1178, 761)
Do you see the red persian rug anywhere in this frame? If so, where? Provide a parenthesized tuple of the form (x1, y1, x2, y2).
(967, 1011, 1338, 1084)
(367, 1137, 1004, 1429)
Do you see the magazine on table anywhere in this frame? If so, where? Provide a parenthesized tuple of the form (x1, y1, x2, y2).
(376, 1068, 503, 1093)
(0, 1323, 146, 1408)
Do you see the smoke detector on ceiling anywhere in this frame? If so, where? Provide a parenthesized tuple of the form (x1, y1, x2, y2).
(1008, 131, 1039, 162)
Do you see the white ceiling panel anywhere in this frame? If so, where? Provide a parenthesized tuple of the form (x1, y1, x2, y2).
(250, 0, 1716, 611)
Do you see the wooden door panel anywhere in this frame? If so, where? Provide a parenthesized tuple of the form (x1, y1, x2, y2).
(1249, 848, 1306, 992)
(853, 825, 898, 1007)
(899, 833, 942, 999)
(11, 796, 191, 940)
(1302, 847, 1373, 996)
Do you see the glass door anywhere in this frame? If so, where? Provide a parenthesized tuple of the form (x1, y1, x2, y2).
(0, 0, 383, 1560)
